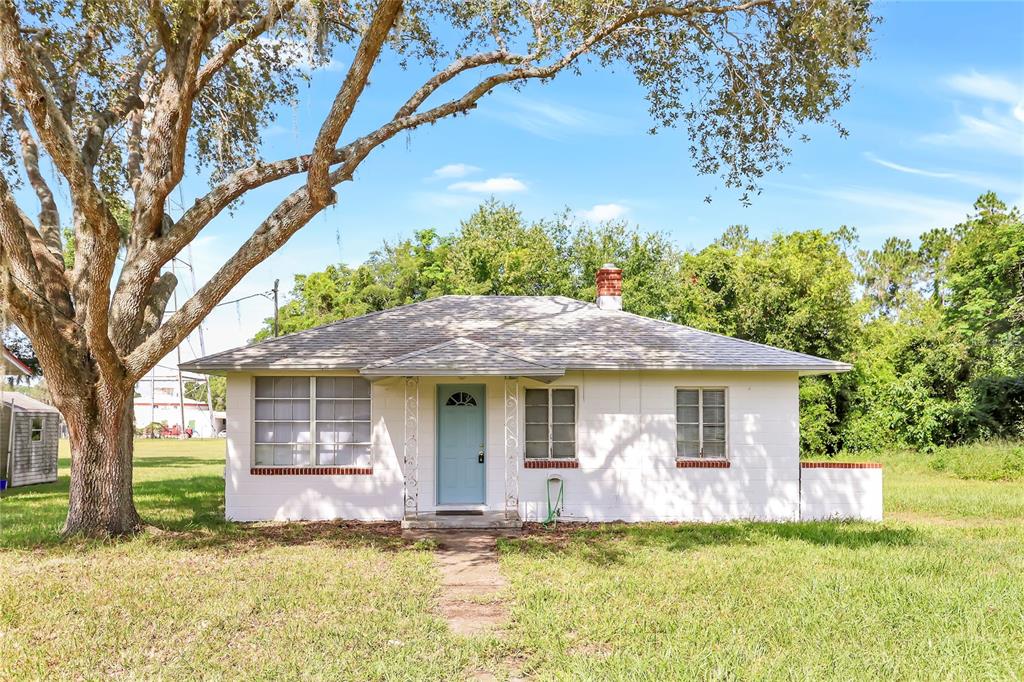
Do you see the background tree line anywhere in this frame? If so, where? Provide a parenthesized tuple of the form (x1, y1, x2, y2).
(256, 194, 1023, 456)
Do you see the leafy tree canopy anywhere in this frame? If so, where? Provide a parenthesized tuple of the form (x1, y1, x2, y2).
(261, 194, 1023, 454)
(0, 0, 877, 536)
(184, 376, 225, 411)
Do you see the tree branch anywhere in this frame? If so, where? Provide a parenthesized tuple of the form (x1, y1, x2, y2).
(124, 181, 322, 379)
(126, 107, 145, 188)
(170, 148, 347, 247)
(0, 0, 130, 382)
(110, 145, 346, 354)
(0, 12, 122, 225)
(148, 0, 173, 52)
(307, 0, 402, 208)
(0, 173, 74, 331)
(26, 37, 71, 118)
(0, 1, 116, 232)
(393, 49, 528, 120)
(81, 95, 144, 171)
(84, 41, 159, 176)
(0, 89, 61, 259)
(62, 27, 97, 123)
(195, 0, 298, 91)
(0, 269, 71, 364)
(132, 8, 222, 247)
(0, 0, 125, 380)
(135, 271, 177, 344)
(126, 0, 779, 380)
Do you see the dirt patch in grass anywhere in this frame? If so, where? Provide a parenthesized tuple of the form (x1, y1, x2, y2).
(407, 531, 515, 637)
(132, 519, 404, 554)
(886, 511, 1023, 527)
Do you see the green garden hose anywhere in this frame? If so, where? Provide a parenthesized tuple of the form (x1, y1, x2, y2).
(544, 477, 564, 527)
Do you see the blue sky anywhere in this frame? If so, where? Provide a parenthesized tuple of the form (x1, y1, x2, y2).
(157, 2, 1024, 354)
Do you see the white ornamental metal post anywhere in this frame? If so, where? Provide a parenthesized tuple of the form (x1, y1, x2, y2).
(403, 377, 420, 518)
(503, 378, 520, 519)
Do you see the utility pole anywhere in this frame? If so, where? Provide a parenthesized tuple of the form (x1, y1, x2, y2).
(171, 258, 186, 438)
(272, 279, 280, 338)
(187, 244, 215, 435)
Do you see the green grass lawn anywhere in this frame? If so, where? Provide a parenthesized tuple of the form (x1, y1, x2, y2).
(2, 440, 1023, 680)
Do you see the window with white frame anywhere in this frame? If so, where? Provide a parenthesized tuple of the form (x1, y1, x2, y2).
(315, 377, 371, 467)
(524, 388, 576, 459)
(254, 377, 311, 466)
(254, 376, 371, 467)
(30, 416, 44, 443)
(676, 388, 727, 458)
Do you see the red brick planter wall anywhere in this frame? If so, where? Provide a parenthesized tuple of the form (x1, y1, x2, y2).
(251, 467, 373, 476)
(801, 462, 881, 469)
(676, 459, 731, 468)
(524, 459, 579, 469)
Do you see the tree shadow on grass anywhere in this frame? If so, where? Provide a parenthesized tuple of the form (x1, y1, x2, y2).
(502, 521, 920, 566)
(158, 518, 410, 555)
(1, 469, 411, 554)
(132, 456, 224, 468)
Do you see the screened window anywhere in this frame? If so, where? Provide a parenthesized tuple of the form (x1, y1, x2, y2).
(315, 377, 371, 467)
(254, 377, 311, 466)
(676, 388, 726, 459)
(254, 376, 372, 467)
(30, 417, 43, 443)
(524, 388, 576, 459)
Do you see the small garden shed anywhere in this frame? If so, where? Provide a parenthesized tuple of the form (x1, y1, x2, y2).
(1, 393, 60, 488)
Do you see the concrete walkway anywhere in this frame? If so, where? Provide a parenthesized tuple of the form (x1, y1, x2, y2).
(405, 530, 518, 636)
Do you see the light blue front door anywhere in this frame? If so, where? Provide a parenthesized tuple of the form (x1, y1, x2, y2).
(437, 384, 486, 505)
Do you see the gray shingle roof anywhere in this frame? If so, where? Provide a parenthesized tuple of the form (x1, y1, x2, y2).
(180, 295, 851, 376)
(3, 393, 59, 412)
(362, 338, 564, 378)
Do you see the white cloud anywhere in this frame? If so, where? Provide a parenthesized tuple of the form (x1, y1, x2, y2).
(431, 163, 480, 179)
(822, 186, 971, 236)
(922, 71, 1024, 157)
(580, 203, 629, 221)
(864, 153, 1021, 194)
(865, 153, 956, 180)
(946, 71, 1023, 105)
(447, 177, 526, 193)
(922, 110, 1024, 156)
(772, 180, 976, 238)
(485, 94, 629, 139)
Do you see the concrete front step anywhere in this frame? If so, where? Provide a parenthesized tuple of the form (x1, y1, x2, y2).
(401, 511, 523, 530)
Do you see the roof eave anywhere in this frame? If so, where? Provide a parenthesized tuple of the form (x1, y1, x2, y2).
(178, 361, 365, 374)
(359, 368, 566, 378)
(181, 361, 850, 375)
(797, 364, 853, 377)
(3, 348, 32, 376)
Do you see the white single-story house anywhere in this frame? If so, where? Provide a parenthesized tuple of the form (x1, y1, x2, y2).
(182, 265, 882, 528)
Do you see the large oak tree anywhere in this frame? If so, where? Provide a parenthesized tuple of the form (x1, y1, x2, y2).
(0, 0, 873, 537)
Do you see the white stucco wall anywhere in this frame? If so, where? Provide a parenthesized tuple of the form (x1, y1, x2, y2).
(224, 372, 405, 521)
(518, 371, 801, 522)
(799, 465, 883, 521)
(222, 369, 836, 523)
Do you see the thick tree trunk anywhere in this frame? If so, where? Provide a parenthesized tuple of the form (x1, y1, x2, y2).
(61, 394, 141, 537)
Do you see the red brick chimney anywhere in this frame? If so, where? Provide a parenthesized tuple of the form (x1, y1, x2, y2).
(596, 263, 623, 310)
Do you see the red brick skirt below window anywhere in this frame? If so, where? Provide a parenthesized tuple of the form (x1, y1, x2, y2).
(524, 459, 579, 469)
(676, 459, 731, 468)
(800, 461, 881, 469)
(251, 467, 373, 476)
